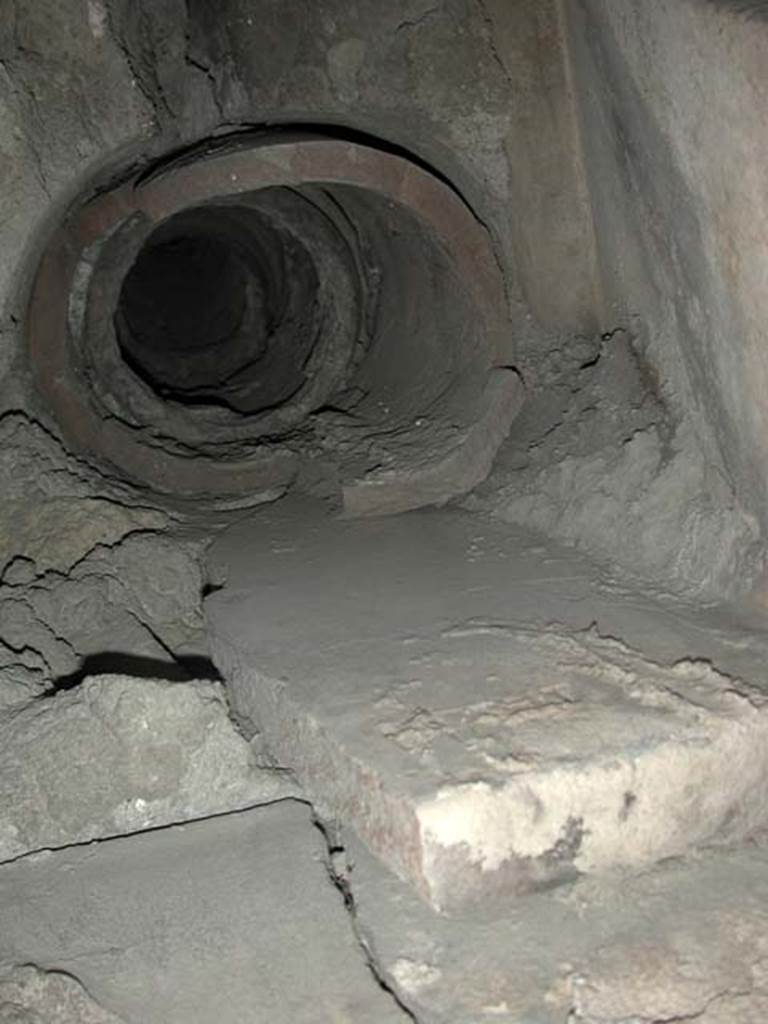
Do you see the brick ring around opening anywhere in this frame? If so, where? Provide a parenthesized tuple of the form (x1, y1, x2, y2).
(27, 134, 517, 504)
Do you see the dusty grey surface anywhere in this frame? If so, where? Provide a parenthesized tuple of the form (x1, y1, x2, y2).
(0, 801, 407, 1024)
(4, 791, 768, 1024)
(0, 966, 125, 1024)
(206, 500, 768, 911)
(471, 327, 763, 599)
(2, 1, 768, 1016)
(0, 529, 207, 700)
(341, 826, 768, 1022)
(0, 498, 166, 577)
(552, 0, 768, 596)
(0, 674, 298, 863)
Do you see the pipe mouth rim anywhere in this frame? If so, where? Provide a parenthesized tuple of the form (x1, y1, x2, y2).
(75, 189, 362, 460)
(27, 131, 513, 505)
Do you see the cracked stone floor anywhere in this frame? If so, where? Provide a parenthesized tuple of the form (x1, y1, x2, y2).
(0, 801, 408, 1023)
(4, 798, 768, 1022)
(5, 500, 768, 1022)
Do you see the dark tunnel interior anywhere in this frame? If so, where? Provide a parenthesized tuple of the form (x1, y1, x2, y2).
(114, 203, 322, 413)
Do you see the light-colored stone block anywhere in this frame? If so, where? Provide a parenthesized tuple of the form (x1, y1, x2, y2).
(207, 504, 768, 911)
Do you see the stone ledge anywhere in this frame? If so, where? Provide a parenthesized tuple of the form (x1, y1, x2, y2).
(206, 504, 768, 911)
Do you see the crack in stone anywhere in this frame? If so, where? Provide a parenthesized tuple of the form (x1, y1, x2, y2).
(395, 5, 442, 34)
(0, 796, 305, 869)
(313, 814, 421, 1023)
(104, 1, 165, 130)
(473, 0, 513, 92)
(183, 0, 224, 121)
(0, 60, 51, 200)
(568, 966, 761, 1023)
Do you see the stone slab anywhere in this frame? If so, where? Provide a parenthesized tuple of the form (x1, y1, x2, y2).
(206, 501, 768, 911)
(0, 801, 406, 1024)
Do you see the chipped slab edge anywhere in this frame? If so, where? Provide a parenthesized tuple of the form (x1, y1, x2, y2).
(416, 709, 768, 910)
(213, 629, 768, 914)
(341, 369, 525, 518)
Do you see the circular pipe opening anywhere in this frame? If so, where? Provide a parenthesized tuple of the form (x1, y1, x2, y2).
(118, 231, 251, 399)
(114, 203, 323, 414)
(28, 134, 521, 512)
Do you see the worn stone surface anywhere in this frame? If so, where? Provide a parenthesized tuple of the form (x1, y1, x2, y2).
(0, 674, 298, 863)
(0, 802, 408, 1024)
(480, 0, 600, 331)
(342, 826, 768, 1022)
(0, 966, 125, 1024)
(569, 933, 768, 1023)
(207, 501, 768, 911)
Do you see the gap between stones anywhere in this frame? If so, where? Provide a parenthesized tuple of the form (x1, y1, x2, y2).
(0, 796, 304, 870)
(0, 796, 421, 1022)
(312, 812, 421, 1024)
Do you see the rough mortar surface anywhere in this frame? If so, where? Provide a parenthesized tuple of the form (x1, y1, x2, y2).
(565, 0, 768, 576)
(0, 499, 167, 577)
(0, 674, 298, 863)
(473, 329, 763, 598)
(0, 414, 211, 709)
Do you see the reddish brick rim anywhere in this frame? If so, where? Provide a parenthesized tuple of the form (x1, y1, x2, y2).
(27, 135, 508, 496)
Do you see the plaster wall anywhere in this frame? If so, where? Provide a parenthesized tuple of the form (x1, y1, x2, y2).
(482, 0, 599, 331)
(565, 0, 768, 556)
